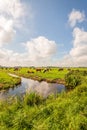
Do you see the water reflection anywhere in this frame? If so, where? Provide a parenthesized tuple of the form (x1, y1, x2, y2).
(0, 77, 66, 100)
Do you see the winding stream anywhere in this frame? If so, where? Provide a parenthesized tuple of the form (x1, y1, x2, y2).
(0, 74, 66, 100)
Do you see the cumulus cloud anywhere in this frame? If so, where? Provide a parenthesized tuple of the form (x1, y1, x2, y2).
(0, 0, 25, 47)
(68, 9, 85, 27)
(57, 10, 87, 67)
(0, 1, 57, 67)
(0, 36, 57, 66)
(56, 27, 87, 67)
(0, 6, 86, 67)
(69, 27, 87, 66)
(0, 48, 28, 66)
(25, 36, 57, 59)
(0, 16, 15, 47)
(0, 0, 24, 19)
(0, 48, 13, 66)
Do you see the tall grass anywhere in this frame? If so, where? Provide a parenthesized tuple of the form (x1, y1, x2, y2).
(0, 68, 87, 129)
(0, 84, 87, 129)
(7, 67, 69, 81)
(0, 71, 21, 89)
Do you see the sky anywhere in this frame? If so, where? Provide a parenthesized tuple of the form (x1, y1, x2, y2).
(0, 0, 87, 67)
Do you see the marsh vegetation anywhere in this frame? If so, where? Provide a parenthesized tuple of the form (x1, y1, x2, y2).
(0, 71, 21, 90)
(0, 67, 87, 130)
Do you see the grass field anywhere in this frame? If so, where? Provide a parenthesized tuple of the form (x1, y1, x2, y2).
(6, 67, 69, 84)
(0, 68, 87, 130)
(6, 67, 87, 84)
(0, 70, 21, 90)
(0, 67, 87, 129)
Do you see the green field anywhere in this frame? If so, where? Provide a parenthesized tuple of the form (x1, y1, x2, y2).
(0, 70, 21, 90)
(6, 67, 87, 84)
(8, 67, 68, 77)
(0, 67, 87, 129)
(6, 67, 69, 84)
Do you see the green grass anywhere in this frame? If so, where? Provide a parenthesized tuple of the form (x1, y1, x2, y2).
(0, 68, 87, 130)
(0, 71, 21, 90)
(0, 82, 87, 130)
(6, 67, 87, 85)
(7, 67, 69, 84)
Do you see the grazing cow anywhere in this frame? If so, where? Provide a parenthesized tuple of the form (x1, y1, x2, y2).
(83, 70, 87, 76)
(43, 68, 50, 73)
(43, 69, 47, 73)
(14, 67, 19, 71)
(27, 70, 30, 73)
(58, 68, 64, 71)
(67, 68, 71, 71)
(76, 69, 79, 72)
(36, 68, 42, 72)
(27, 70, 34, 73)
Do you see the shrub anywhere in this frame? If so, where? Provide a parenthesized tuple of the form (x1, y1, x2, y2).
(82, 71, 87, 76)
(23, 93, 44, 106)
(65, 74, 81, 88)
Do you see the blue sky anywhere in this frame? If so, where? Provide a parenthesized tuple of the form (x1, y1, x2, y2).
(0, 0, 87, 66)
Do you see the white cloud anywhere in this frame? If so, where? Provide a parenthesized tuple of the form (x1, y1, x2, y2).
(0, 0, 26, 47)
(56, 27, 87, 67)
(56, 10, 87, 67)
(0, 31, 86, 67)
(0, 36, 57, 66)
(25, 36, 57, 59)
(68, 9, 85, 27)
(0, 32, 87, 67)
(69, 27, 87, 66)
(0, 48, 28, 66)
(0, 48, 13, 65)
(0, 1, 57, 67)
(0, 16, 15, 47)
(0, 0, 24, 19)
(0, 6, 87, 67)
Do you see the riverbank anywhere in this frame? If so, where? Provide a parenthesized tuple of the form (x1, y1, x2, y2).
(0, 67, 87, 90)
(0, 79, 87, 130)
(16, 73, 66, 84)
(0, 67, 87, 129)
(0, 71, 21, 90)
(7, 67, 68, 85)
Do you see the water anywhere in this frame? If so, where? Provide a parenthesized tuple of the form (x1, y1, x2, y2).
(0, 75, 66, 100)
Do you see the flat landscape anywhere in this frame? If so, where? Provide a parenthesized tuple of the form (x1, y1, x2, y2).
(0, 0, 87, 129)
(0, 67, 87, 130)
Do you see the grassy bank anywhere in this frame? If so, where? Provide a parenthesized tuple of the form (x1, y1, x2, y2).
(7, 67, 87, 85)
(0, 71, 21, 90)
(0, 68, 87, 130)
(7, 67, 69, 84)
(0, 80, 87, 130)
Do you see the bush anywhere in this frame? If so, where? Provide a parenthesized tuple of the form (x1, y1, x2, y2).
(23, 93, 44, 106)
(65, 73, 81, 88)
(82, 71, 87, 76)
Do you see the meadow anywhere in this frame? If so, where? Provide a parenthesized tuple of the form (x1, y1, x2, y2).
(0, 67, 87, 130)
(7, 67, 69, 84)
(0, 70, 21, 90)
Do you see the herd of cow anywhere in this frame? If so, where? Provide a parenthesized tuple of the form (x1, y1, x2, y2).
(27, 68, 50, 73)
(13, 67, 64, 74)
